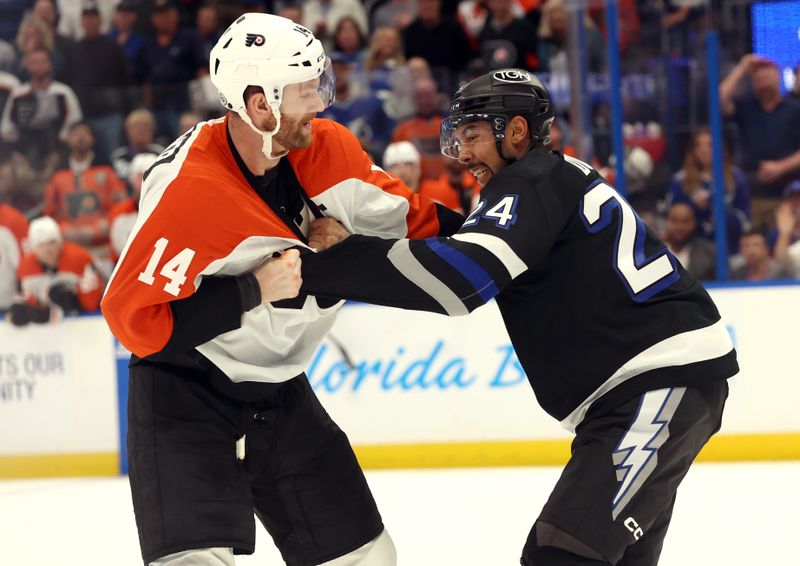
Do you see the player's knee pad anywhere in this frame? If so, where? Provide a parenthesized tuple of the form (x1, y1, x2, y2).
(318, 529, 397, 566)
(522, 546, 609, 566)
(149, 547, 235, 566)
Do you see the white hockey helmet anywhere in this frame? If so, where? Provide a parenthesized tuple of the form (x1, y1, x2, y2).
(209, 13, 335, 158)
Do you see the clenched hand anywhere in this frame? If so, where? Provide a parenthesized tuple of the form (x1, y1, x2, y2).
(253, 249, 302, 303)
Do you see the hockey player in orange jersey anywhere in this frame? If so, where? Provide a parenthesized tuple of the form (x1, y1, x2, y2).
(9, 215, 103, 326)
(101, 13, 463, 566)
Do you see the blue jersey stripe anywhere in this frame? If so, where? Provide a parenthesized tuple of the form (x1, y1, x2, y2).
(424, 239, 499, 303)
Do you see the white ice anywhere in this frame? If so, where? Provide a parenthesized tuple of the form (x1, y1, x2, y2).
(1, 462, 797, 565)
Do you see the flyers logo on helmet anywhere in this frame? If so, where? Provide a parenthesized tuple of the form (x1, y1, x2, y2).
(245, 33, 265, 47)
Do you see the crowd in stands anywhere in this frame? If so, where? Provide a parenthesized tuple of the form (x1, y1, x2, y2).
(0, 0, 799, 325)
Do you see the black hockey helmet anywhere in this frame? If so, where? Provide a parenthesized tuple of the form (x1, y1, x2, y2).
(440, 68, 554, 159)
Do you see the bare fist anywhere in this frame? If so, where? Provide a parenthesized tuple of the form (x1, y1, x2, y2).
(308, 218, 351, 251)
(253, 249, 302, 303)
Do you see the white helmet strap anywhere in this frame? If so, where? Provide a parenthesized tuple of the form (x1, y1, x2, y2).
(236, 102, 288, 161)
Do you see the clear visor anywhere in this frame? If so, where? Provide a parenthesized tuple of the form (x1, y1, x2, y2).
(278, 58, 336, 117)
(440, 113, 507, 159)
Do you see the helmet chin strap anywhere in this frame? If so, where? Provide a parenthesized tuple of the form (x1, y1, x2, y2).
(237, 104, 289, 160)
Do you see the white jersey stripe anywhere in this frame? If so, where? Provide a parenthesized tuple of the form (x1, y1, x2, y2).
(451, 232, 528, 278)
(560, 319, 733, 432)
(388, 240, 470, 316)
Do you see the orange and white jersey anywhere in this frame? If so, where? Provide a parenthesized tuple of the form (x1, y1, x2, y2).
(102, 115, 451, 384)
(18, 241, 103, 311)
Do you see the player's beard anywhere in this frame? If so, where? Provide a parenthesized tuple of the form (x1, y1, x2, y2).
(274, 113, 315, 150)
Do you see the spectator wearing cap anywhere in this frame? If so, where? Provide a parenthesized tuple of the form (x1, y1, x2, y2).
(142, 0, 206, 141)
(390, 77, 445, 181)
(111, 108, 164, 183)
(42, 121, 126, 264)
(109, 151, 157, 263)
(403, 0, 474, 92)
(0, 48, 82, 209)
(383, 140, 422, 190)
(720, 54, 800, 226)
(665, 127, 751, 254)
(663, 203, 716, 281)
(9, 215, 103, 326)
(320, 52, 394, 160)
(418, 156, 481, 215)
(56, 0, 115, 40)
(108, 0, 147, 84)
(60, 1, 131, 164)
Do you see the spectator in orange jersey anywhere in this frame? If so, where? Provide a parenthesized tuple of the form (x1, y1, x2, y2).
(0, 204, 27, 249)
(109, 152, 157, 263)
(391, 77, 445, 180)
(419, 156, 482, 214)
(9, 216, 103, 326)
(42, 121, 127, 263)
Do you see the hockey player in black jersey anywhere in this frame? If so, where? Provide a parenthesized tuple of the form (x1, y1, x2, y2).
(300, 69, 738, 565)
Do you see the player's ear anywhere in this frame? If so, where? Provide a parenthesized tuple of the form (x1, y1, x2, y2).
(245, 87, 276, 126)
(508, 115, 530, 145)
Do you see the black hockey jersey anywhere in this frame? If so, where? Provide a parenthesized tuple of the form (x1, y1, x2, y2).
(301, 148, 738, 431)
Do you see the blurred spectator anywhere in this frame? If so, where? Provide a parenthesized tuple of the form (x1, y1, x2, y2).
(9, 216, 103, 326)
(42, 122, 126, 263)
(792, 62, 800, 102)
(391, 77, 445, 180)
(730, 229, 792, 282)
(383, 140, 421, 190)
(196, 2, 223, 62)
(278, 3, 303, 24)
(332, 15, 368, 63)
(0, 0, 26, 44)
(661, 0, 705, 57)
(0, 70, 20, 134)
(177, 110, 204, 136)
(720, 54, 800, 227)
(57, 0, 115, 40)
(372, 0, 417, 30)
(457, 0, 535, 50)
(363, 26, 406, 92)
(588, 0, 638, 57)
(108, 0, 147, 84)
(665, 128, 750, 253)
(419, 155, 480, 214)
(321, 53, 394, 160)
(403, 0, 474, 88)
(770, 181, 800, 260)
(15, 13, 64, 80)
(478, 0, 538, 71)
(664, 203, 716, 281)
(538, 0, 604, 73)
(546, 117, 576, 156)
(302, 0, 368, 50)
(60, 2, 131, 164)
(0, 191, 28, 248)
(109, 151, 156, 262)
(31, 0, 76, 61)
(142, 0, 206, 141)
(111, 108, 165, 183)
(0, 224, 18, 312)
(0, 48, 82, 209)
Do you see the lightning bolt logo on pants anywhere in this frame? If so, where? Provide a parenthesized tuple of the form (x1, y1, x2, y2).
(611, 387, 686, 520)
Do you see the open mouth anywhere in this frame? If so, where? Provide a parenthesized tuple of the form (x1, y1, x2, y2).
(470, 165, 491, 182)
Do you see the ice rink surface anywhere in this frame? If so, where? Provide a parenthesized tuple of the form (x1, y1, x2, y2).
(1, 462, 797, 565)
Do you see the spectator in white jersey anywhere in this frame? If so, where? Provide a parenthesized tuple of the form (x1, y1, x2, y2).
(300, 68, 737, 566)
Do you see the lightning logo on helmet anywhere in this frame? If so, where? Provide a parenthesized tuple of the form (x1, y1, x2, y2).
(245, 33, 265, 47)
